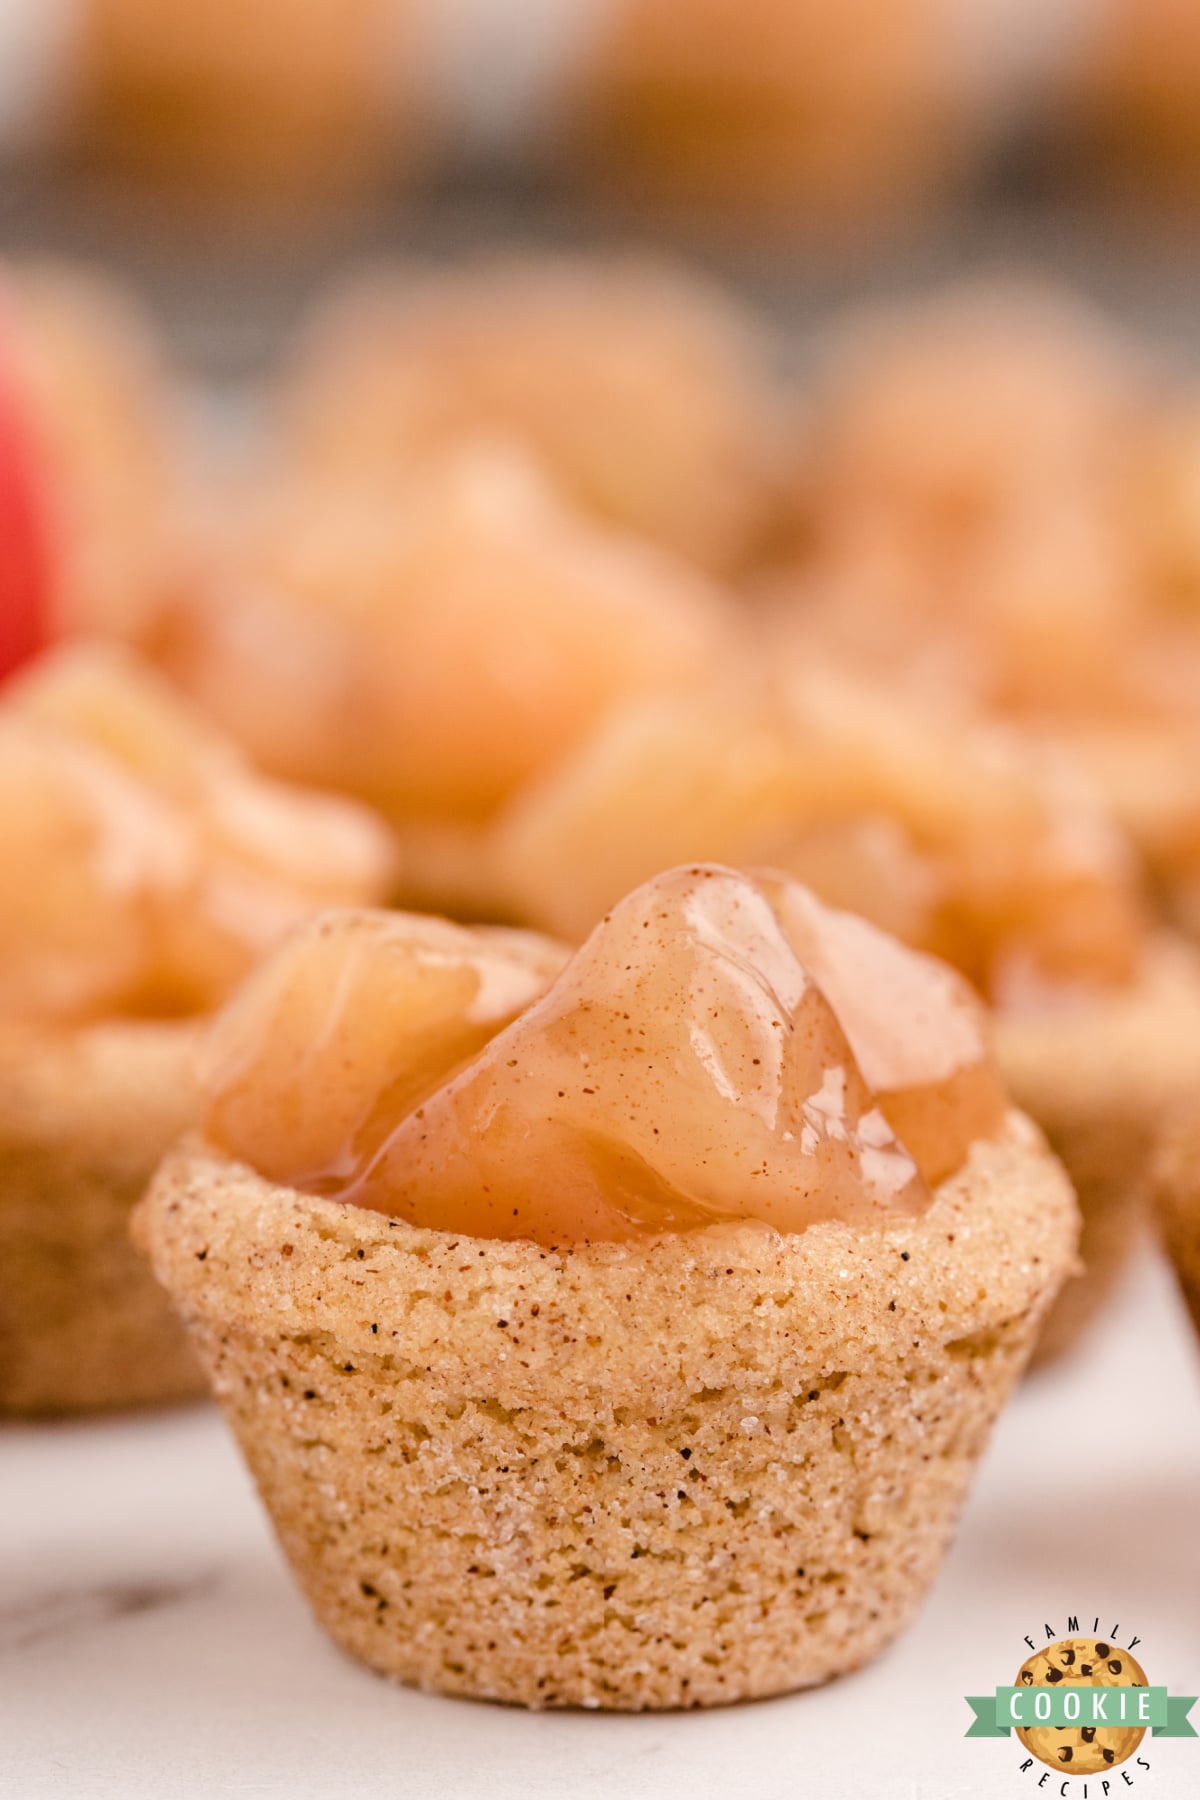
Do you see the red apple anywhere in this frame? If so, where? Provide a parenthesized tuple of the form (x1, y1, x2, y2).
(0, 301, 50, 681)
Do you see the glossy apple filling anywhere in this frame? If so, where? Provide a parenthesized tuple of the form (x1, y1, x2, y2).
(202, 865, 1008, 1246)
(494, 671, 1148, 1011)
(0, 643, 394, 1022)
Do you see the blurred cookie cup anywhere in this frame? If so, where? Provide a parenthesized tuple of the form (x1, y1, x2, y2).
(765, 280, 1200, 949)
(994, 937, 1200, 1365)
(0, 1020, 200, 1413)
(1154, 1109, 1200, 1341)
(0, 643, 394, 1415)
(135, 869, 1078, 1707)
(275, 255, 781, 576)
(70, 0, 435, 216)
(163, 443, 734, 920)
(542, 0, 1013, 246)
(1064, 0, 1200, 205)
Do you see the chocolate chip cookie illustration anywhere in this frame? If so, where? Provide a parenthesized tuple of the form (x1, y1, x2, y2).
(1016, 1638, 1149, 1774)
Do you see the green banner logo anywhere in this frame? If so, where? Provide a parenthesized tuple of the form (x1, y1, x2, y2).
(965, 1688, 1198, 1739)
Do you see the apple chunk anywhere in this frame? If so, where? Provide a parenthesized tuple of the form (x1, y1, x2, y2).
(204, 910, 568, 1190)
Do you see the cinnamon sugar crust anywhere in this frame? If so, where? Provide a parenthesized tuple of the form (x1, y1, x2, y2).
(1155, 1110, 1200, 1341)
(0, 1019, 204, 1413)
(995, 935, 1200, 1364)
(135, 1116, 1077, 1709)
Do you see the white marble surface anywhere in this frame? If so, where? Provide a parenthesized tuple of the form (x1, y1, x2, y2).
(3, 1249, 1199, 1800)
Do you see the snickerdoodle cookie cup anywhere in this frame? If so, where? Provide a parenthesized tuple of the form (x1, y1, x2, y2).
(0, 644, 396, 1415)
(134, 868, 1079, 1705)
(1153, 1111, 1200, 1341)
(0, 1020, 201, 1413)
(137, 1119, 1075, 1710)
(995, 936, 1200, 1365)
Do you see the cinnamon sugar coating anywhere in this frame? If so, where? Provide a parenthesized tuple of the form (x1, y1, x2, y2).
(134, 1117, 1076, 1708)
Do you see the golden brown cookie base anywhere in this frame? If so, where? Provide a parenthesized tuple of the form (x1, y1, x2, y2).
(136, 1117, 1076, 1709)
(1154, 1113, 1200, 1341)
(0, 1020, 205, 1414)
(995, 937, 1200, 1367)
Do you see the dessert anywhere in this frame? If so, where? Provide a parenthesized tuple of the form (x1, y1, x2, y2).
(136, 866, 1078, 1708)
(493, 669, 1200, 1362)
(771, 279, 1200, 943)
(277, 255, 779, 574)
(1067, 0, 1200, 200)
(495, 672, 1143, 991)
(761, 283, 1200, 1359)
(996, 939, 1200, 1363)
(1154, 1108, 1200, 1343)
(165, 443, 732, 914)
(0, 262, 186, 647)
(545, 0, 987, 234)
(72, 0, 430, 208)
(796, 280, 1144, 554)
(0, 642, 395, 1413)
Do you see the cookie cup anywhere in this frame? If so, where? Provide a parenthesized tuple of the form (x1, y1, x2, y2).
(0, 1019, 205, 1414)
(135, 1117, 1077, 1710)
(995, 937, 1200, 1366)
(1154, 1112, 1200, 1341)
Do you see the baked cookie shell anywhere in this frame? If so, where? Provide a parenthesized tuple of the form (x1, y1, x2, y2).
(0, 1018, 205, 1413)
(1154, 1112, 1200, 1340)
(995, 936, 1200, 1366)
(136, 1117, 1076, 1709)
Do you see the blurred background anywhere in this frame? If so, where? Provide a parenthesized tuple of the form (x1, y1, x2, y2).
(3, 0, 1200, 374)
